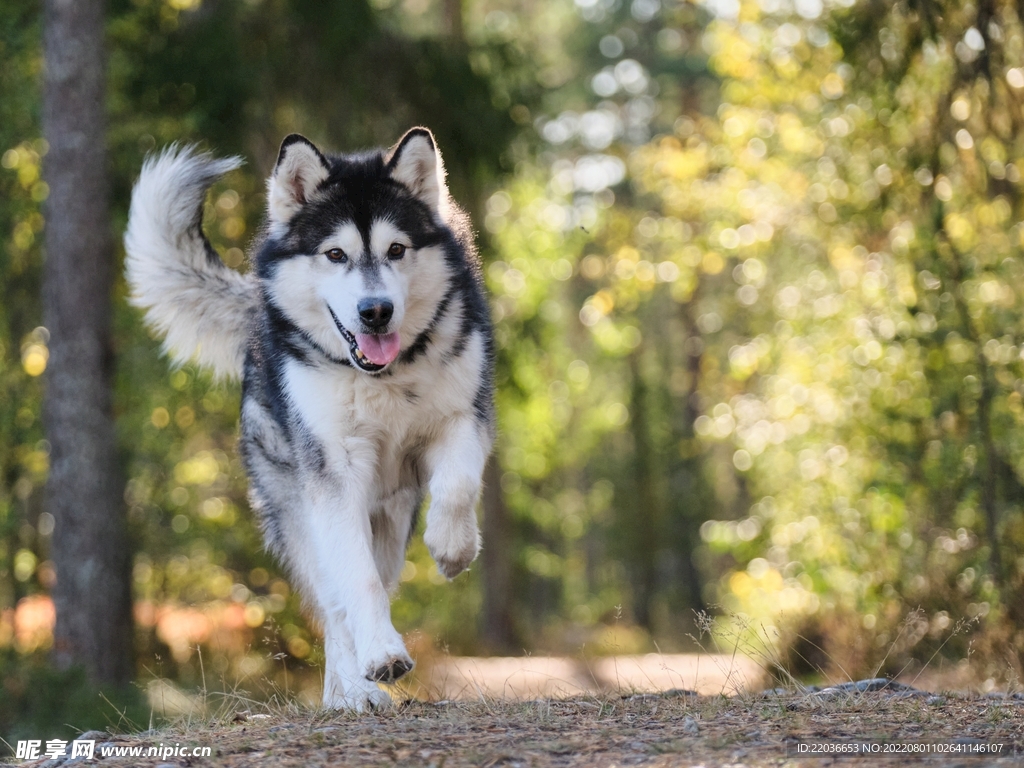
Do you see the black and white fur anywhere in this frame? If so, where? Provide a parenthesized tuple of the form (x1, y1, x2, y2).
(125, 128, 495, 710)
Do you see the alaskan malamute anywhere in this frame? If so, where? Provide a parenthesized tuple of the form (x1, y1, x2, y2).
(125, 129, 495, 710)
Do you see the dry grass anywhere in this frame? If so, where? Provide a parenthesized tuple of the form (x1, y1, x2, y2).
(14, 687, 1024, 767)
(10, 613, 1023, 766)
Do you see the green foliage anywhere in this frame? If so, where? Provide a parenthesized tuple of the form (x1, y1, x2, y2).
(0, 0, 45, 621)
(658, 0, 1024, 678)
(474, 0, 1024, 683)
(480, 0, 717, 643)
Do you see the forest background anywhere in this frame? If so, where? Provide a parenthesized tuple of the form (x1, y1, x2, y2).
(4, 0, 1024, 740)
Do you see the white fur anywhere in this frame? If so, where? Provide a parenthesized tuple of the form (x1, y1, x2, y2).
(124, 146, 255, 380)
(324, 222, 364, 260)
(369, 219, 411, 255)
(323, 614, 395, 710)
(423, 407, 489, 578)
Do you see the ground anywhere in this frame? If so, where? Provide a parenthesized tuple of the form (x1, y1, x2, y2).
(12, 686, 1024, 767)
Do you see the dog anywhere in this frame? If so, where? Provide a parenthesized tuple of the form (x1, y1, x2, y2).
(124, 128, 495, 710)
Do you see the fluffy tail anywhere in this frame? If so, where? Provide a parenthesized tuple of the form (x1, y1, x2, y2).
(124, 146, 256, 380)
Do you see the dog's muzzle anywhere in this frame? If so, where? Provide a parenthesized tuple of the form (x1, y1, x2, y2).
(328, 305, 400, 373)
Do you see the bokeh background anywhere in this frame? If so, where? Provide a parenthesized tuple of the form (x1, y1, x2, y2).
(5, 0, 1024, 739)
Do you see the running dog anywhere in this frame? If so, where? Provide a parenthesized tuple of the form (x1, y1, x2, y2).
(124, 129, 495, 710)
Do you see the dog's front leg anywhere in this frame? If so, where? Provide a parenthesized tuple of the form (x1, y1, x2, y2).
(304, 471, 413, 694)
(423, 415, 491, 579)
(322, 613, 393, 712)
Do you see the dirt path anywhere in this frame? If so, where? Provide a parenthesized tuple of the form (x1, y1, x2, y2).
(405, 653, 763, 700)
(16, 687, 1024, 767)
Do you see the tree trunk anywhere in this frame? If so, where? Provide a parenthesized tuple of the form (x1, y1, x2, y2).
(443, 0, 463, 40)
(628, 350, 659, 630)
(481, 454, 516, 652)
(42, 0, 133, 687)
(670, 301, 708, 618)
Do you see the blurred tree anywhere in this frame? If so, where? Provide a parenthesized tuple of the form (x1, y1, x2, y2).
(478, 0, 1024, 683)
(42, 0, 133, 686)
(478, 0, 717, 647)
(620, 0, 1024, 679)
(481, 455, 517, 650)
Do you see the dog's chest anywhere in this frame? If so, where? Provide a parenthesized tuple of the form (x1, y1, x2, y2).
(282, 359, 449, 478)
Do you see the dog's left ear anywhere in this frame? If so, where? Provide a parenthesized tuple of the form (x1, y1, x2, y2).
(386, 127, 447, 211)
(268, 134, 330, 228)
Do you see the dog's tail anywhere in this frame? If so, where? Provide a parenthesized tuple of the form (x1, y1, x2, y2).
(125, 146, 256, 380)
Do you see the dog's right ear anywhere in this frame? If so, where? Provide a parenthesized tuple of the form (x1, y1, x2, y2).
(267, 134, 329, 228)
(386, 128, 447, 211)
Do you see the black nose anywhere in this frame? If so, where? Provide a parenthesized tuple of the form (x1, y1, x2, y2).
(358, 298, 394, 329)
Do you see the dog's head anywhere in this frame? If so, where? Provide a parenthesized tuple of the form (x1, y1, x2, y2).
(260, 128, 451, 374)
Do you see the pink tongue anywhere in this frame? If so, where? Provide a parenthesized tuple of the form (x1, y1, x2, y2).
(355, 332, 401, 366)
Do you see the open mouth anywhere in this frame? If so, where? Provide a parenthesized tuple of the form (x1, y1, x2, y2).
(328, 306, 400, 373)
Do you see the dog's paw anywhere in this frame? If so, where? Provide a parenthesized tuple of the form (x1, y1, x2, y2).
(363, 650, 414, 684)
(368, 656, 414, 684)
(362, 686, 395, 711)
(424, 514, 480, 579)
(356, 626, 414, 685)
(433, 549, 477, 580)
(322, 683, 393, 713)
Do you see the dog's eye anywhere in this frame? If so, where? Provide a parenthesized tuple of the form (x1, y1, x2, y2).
(325, 248, 347, 263)
(387, 243, 407, 260)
